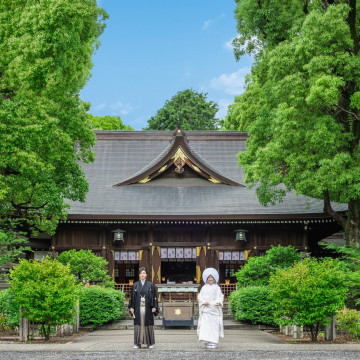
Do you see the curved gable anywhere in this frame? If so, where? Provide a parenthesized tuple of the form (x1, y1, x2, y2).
(114, 127, 243, 186)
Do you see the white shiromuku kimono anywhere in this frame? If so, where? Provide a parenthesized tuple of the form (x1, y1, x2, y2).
(197, 282, 224, 346)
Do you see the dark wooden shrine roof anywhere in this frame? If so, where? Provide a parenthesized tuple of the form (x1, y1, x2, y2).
(66, 130, 346, 220)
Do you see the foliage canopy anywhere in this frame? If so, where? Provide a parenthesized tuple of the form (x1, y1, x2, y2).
(235, 245, 300, 287)
(88, 114, 134, 130)
(0, 0, 108, 252)
(58, 249, 114, 287)
(231, 0, 360, 244)
(145, 89, 219, 130)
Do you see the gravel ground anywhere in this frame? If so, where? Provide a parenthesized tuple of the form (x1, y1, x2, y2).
(0, 350, 360, 360)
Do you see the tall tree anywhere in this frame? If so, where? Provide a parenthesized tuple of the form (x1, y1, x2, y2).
(88, 114, 134, 130)
(144, 89, 219, 130)
(232, 0, 360, 245)
(0, 0, 108, 263)
(221, 85, 259, 131)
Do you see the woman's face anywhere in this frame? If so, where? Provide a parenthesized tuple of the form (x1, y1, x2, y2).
(139, 270, 147, 281)
(207, 275, 214, 285)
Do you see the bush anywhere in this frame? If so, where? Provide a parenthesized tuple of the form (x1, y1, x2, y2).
(320, 243, 360, 309)
(336, 308, 360, 340)
(58, 249, 115, 288)
(229, 289, 241, 319)
(0, 289, 20, 328)
(79, 287, 125, 329)
(235, 245, 300, 287)
(270, 258, 348, 341)
(9, 258, 79, 340)
(229, 286, 276, 326)
(0, 314, 10, 332)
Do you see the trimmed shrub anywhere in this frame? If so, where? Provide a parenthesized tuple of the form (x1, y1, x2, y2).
(229, 286, 276, 326)
(229, 289, 241, 319)
(0, 289, 20, 328)
(79, 287, 125, 329)
(336, 308, 360, 340)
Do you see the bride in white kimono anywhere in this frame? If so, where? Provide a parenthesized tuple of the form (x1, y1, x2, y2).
(197, 268, 224, 349)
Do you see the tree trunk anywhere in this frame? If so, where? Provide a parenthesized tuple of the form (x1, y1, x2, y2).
(346, 199, 360, 246)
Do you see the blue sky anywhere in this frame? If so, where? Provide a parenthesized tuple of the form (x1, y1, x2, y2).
(80, 1, 253, 130)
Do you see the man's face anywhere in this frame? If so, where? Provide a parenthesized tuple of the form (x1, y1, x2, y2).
(139, 270, 147, 281)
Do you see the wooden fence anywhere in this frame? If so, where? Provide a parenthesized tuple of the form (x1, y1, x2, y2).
(114, 283, 237, 301)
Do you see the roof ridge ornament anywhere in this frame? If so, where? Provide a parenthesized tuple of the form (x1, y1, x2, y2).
(172, 123, 187, 142)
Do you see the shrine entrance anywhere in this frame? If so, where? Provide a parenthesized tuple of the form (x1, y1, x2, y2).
(114, 250, 140, 283)
(161, 261, 196, 283)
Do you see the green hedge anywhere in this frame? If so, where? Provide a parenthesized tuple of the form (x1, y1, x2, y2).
(229, 286, 276, 326)
(0, 289, 20, 328)
(79, 287, 125, 329)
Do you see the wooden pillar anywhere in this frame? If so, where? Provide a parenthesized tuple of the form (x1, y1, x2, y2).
(196, 246, 207, 284)
(151, 246, 161, 285)
(107, 250, 115, 281)
(139, 248, 150, 273)
(208, 249, 219, 272)
(303, 222, 309, 250)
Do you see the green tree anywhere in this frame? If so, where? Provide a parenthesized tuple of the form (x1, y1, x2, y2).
(0, 1, 108, 253)
(88, 114, 134, 130)
(232, 1, 360, 245)
(9, 258, 79, 340)
(58, 249, 114, 287)
(235, 245, 300, 287)
(144, 89, 219, 130)
(270, 258, 348, 341)
(321, 242, 360, 309)
(0, 229, 30, 276)
(221, 85, 258, 132)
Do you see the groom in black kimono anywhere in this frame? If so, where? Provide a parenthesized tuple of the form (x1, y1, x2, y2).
(129, 267, 159, 349)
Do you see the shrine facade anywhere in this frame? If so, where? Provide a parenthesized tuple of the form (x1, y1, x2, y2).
(31, 128, 345, 286)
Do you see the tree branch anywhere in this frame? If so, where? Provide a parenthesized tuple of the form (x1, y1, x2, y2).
(323, 190, 346, 228)
(11, 201, 49, 211)
(332, 104, 359, 121)
(303, 0, 310, 15)
(322, 0, 328, 11)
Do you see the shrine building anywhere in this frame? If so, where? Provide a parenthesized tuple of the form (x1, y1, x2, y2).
(31, 127, 345, 290)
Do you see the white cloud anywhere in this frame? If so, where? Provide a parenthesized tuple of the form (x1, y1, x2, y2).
(110, 101, 133, 115)
(224, 37, 237, 51)
(216, 99, 233, 119)
(202, 20, 213, 30)
(202, 13, 225, 30)
(209, 68, 250, 96)
(94, 102, 106, 110)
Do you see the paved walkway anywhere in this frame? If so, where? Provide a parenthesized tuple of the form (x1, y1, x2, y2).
(1, 328, 360, 353)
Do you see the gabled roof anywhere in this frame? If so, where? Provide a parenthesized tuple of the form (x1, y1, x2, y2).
(66, 129, 347, 220)
(114, 127, 243, 186)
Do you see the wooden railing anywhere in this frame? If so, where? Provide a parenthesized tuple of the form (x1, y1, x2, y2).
(115, 283, 237, 301)
(219, 283, 237, 300)
(114, 283, 133, 299)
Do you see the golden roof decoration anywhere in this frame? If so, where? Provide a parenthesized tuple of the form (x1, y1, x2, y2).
(171, 147, 188, 162)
